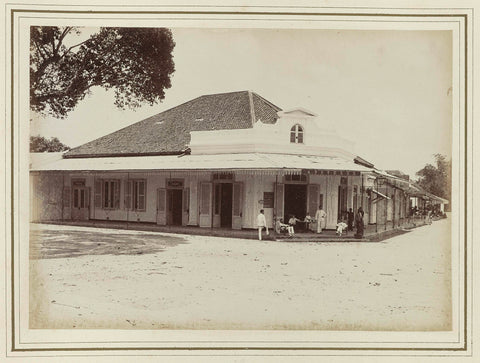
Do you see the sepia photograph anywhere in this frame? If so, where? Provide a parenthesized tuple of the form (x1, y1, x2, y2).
(2, 1, 476, 359)
(28, 26, 453, 331)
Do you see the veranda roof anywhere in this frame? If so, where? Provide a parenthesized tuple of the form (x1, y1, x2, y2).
(30, 153, 373, 175)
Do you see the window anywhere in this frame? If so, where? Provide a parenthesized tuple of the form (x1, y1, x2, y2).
(94, 179, 119, 209)
(290, 124, 304, 143)
(103, 180, 120, 209)
(125, 179, 146, 211)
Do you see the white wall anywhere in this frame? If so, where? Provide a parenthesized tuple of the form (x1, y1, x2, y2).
(33, 170, 375, 230)
(30, 173, 64, 221)
(190, 109, 356, 160)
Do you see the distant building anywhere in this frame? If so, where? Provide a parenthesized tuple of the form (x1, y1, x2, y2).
(31, 91, 438, 231)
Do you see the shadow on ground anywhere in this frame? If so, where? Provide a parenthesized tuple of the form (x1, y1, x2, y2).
(30, 229, 188, 260)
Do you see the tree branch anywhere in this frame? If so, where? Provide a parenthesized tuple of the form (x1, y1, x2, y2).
(33, 41, 48, 62)
(54, 27, 72, 55)
(61, 39, 89, 58)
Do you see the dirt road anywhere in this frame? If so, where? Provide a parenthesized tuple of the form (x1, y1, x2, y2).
(30, 220, 451, 330)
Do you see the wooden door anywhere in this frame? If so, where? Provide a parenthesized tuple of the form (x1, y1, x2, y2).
(198, 182, 212, 227)
(307, 184, 319, 216)
(156, 188, 166, 225)
(182, 188, 189, 226)
(232, 182, 243, 230)
(275, 183, 284, 222)
(212, 183, 221, 228)
(71, 187, 89, 220)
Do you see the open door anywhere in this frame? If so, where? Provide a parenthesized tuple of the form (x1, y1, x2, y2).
(275, 183, 284, 222)
(198, 182, 212, 227)
(232, 182, 243, 230)
(156, 188, 166, 225)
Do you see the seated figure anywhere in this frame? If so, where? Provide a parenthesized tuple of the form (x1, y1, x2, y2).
(336, 220, 348, 236)
(276, 218, 294, 237)
(304, 214, 316, 232)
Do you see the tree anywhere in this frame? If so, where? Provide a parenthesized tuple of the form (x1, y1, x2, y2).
(30, 27, 175, 118)
(30, 135, 70, 152)
(415, 154, 451, 201)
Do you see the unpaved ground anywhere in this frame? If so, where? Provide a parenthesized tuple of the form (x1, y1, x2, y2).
(29, 220, 451, 330)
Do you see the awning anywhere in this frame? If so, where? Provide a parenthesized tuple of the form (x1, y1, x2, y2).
(30, 152, 374, 174)
(372, 169, 410, 186)
(371, 189, 391, 200)
(424, 193, 449, 204)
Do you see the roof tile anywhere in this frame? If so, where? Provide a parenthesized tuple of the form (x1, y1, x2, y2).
(65, 90, 281, 158)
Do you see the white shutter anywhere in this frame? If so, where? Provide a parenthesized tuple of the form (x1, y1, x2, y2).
(275, 183, 284, 221)
(198, 182, 212, 227)
(232, 182, 243, 230)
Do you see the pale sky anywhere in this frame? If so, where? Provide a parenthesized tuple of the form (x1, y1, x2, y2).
(31, 28, 452, 178)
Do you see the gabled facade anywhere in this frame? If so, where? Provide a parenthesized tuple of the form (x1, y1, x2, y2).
(31, 91, 417, 232)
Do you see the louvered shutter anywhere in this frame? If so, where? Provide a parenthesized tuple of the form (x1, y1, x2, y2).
(125, 180, 132, 210)
(138, 180, 146, 211)
(94, 179, 102, 208)
(114, 181, 120, 209)
(275, 183, 284, 220)
(307, 184, 319, 215)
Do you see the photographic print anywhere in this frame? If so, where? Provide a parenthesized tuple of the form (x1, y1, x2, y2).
(3, 1, 475, 358)
(29, 26, 453, 331)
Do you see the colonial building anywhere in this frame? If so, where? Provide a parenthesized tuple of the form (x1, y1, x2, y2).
(31, 90, 417, 231)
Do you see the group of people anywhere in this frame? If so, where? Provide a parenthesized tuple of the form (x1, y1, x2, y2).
(257, 206, 365, 240)
(336, 207, 364, 238)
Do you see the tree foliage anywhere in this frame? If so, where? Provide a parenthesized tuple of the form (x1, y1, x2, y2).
(30, 135, 70, 152)
(415, 154, 451, 201)
(30, 26, 175, 118)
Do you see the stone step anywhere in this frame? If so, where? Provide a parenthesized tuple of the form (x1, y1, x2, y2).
(276, 236, 365, 242)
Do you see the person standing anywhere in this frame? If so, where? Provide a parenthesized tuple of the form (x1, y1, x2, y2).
(347, 208, 354, 231)
(315, 206, 326, 234)
(257, 209, 268, 240)
(355, 207, 365, 239)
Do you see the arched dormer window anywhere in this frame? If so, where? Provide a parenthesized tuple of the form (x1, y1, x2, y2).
(290, 124, 304, 144)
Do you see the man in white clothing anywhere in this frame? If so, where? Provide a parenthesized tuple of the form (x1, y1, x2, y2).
(315, 206, 326, 233)
(257, 209, 268, 240)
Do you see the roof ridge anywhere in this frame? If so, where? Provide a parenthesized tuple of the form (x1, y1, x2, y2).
(247, 90, 256, 126)
(251, 92, 282, 112)
(200, 90, 249, 98)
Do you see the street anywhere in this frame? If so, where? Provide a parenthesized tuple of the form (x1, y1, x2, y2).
(29, 219, 451, 330)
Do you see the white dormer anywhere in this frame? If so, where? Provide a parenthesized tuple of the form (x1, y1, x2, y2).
(277, 107, 317, 118)
(189, 106, 355, 160)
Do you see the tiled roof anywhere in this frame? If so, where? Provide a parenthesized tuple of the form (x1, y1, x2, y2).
(65, 91, 282, 158)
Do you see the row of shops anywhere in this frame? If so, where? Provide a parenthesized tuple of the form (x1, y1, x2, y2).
(30, 91, 448, 232)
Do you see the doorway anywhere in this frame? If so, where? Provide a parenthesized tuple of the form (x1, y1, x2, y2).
(220, 183, 233, 227)
(167, 189, 183, 226)
(71, 187, 89, 220)
(214, 183, 233, 228)
(338, 177, 348, 220)
(284, 184, 307, 220)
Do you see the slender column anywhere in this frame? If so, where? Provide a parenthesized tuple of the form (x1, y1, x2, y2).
(274, 174, 278, 223)
(385, 182, 388, 231)
(375, 178, 378, 233)
(127, 172, 130, 230)
(62, 173, 65, 220)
